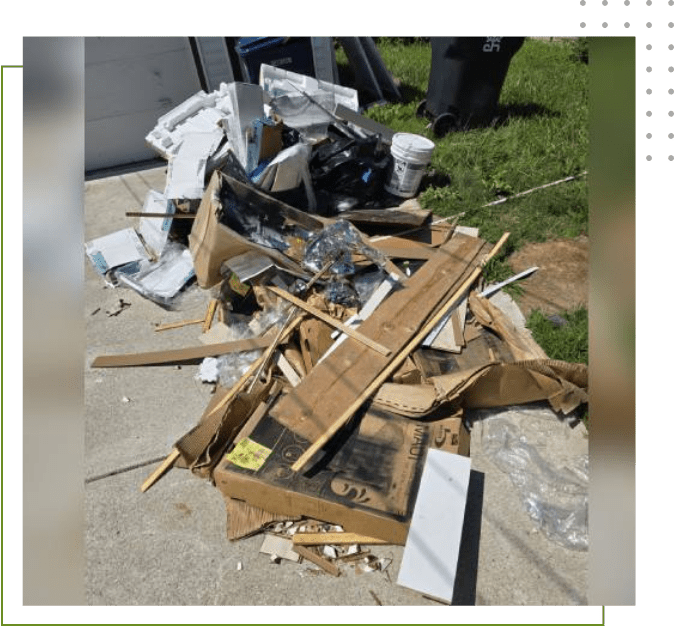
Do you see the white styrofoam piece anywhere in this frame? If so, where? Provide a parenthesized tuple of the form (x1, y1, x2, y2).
(138, 190, 175, 257)
(164, 131, 223, 200)
(85, 228, 149, 275)
(397, 448, 471, 604)
(227, 82, 264, 171)
(259, 63, 358, 111)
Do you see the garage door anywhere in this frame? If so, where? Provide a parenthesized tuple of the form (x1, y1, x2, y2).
(85, 37, 202, 172)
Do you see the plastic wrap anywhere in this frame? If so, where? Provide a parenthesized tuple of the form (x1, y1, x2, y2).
(320, 279, 360, 308)
(302, 219, 388, 277)
(114, 242, 195, 308)
(474, 405, 588, 551)
(214, 349, 264, 389)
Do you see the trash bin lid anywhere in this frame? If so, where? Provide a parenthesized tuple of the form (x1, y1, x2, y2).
(235, 37, 289, 55)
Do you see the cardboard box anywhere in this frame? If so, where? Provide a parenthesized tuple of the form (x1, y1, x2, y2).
(188, 171, 325, 288)
(214, 407, 470, 544)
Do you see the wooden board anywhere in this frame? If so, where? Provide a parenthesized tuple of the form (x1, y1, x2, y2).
(268, 232, 488, 443)
(91, 335, 274, 368)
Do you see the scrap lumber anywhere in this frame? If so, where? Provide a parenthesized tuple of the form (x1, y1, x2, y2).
(289, 232, 510, 472)
(202, 299, 219, 333)
(140, 448, 180, 493)
(268, 286, 392, 357)
(91, 336, 274, 368)
(265, 232, 491, 445)
(293, 532, 388, 546)
(292, 545, 341, 577)
(154, 317, 205, 332)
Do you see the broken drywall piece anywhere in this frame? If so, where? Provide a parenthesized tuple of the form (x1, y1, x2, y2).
(85, 228, 149, 275)
(259, 534, 301, 563)
(397, 448, 472, 605)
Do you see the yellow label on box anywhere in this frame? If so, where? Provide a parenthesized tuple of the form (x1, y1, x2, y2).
(226, 438, 272, 471)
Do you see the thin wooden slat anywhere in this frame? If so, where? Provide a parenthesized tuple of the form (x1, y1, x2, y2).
(292, 532, 388, 546)
(140, 448, 180, 493)
(91, 336, 275, 368)
(267, 286, 391, 357)
(202, 299, 219, 333)
(154, 317, 205, 332)
(292, 545, 341, 577)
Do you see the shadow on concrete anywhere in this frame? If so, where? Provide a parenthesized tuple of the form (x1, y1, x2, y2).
(452, 469, 484, 605)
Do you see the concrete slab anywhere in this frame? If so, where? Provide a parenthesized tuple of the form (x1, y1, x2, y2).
(84, 166, 588, 606)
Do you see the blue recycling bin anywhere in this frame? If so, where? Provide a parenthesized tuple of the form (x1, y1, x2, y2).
(235, 37, 315, 83)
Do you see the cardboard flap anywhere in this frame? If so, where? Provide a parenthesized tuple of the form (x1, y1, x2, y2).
(372, 359, 588, 417)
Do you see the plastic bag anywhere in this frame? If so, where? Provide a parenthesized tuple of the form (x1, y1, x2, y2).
(310, 134, 392, 212)
(475, 405, 588, 551)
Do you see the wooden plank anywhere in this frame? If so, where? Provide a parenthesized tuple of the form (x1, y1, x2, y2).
(140, 448, 180, 493)
(268, 286, 392, 357)
(293, 532, 388, 546)
(269, 232, 491, 447)
(154, 317, 205, 332)
(126, 211, 195, 219)
(292, 545, 341, 577)
(290, 233, 510, 472)
(396, 449, 472, 604)
(91, 336, 274, 368)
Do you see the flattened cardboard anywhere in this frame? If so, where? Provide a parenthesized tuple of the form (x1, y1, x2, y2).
(214, 407, 430, 545)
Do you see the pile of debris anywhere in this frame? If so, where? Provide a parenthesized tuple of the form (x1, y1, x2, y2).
(87, 64, 588, 603)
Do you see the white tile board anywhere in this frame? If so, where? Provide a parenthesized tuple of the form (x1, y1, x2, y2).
(397, 448, 472, 604)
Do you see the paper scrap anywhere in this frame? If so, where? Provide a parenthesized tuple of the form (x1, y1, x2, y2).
(226, 438, 273, 471)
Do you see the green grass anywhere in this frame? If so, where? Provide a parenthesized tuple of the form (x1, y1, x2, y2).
(527, 307, 589, 365)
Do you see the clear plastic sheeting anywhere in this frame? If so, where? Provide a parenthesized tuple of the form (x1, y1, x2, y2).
(302, 219, 388, 277)
(215, 349, 264, 389)
(473, 405, 588, 551)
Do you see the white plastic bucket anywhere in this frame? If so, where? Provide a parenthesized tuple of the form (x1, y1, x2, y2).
(384, 133, 435, 198)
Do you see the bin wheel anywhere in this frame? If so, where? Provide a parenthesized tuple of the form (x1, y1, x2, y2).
(432, 112, 460, 137)
(416, 100, 429, 119)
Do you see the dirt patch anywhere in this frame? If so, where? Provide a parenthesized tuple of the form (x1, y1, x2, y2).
(507, 236, 588, 318)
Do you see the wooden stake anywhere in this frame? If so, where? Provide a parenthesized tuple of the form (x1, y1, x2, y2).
(126, 211, 195, 219)
(268, 286, 391, 357)
(292, 545, 341, 577)
(290, 232, 510, 473)
(202, 299, 218, 333)
(293, 532, 388, 546)
(140, 448, 180, 493)
(154, 317, 205, 332)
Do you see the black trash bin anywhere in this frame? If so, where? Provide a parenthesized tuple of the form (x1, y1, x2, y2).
(418, 37, 525, 136)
